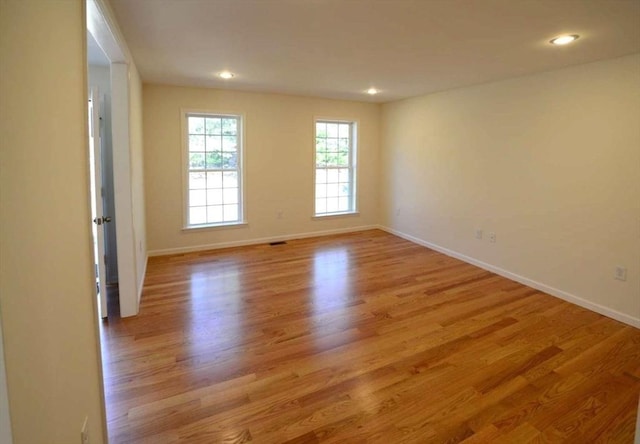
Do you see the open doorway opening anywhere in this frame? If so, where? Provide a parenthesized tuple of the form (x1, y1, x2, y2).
(87, 31, 119, 318)
(87, 0, 142, 321)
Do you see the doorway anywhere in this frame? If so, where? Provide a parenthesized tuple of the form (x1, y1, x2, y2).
(87, 0, 141, 319)
(87, 32, 119, 318)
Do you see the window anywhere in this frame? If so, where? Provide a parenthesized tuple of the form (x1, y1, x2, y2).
(184, 112, 243, 227)
(314, 120, 356, 216)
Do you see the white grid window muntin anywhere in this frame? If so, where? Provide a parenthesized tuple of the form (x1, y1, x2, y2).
(185, 113, 243, 227)
(315, 120, 356, 215)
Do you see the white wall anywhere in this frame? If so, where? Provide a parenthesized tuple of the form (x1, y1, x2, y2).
(0, 0, 106, 442)
(381, 54, 640, 326)
(144, 85, 381, 254)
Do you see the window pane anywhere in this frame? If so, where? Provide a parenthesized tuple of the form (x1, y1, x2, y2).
(207, 172, 222, 188)
(205, 135, 222, 151)
(207, 205, 223, 223)
(189, 135, 205, 152)
(337, 152, 349, 166)
(223, 172, 238, 187)
(316, 153, 327, 167)
(327, 138, 338, 151)
(189, 152, 205, 169)
(316, 184, 326, 198)
(326, 197, 339, 213)
(339, 183, 350, 197)
(316, 122, 327, 138)
(189, 207, 206, 224)
(189, 172, 206, 189)
(339, 138, 349, 149)
(206, 151, 223, 168)
(325, 152, 340, 167)
(316, 169, 327, 184)
(222, 135, 237, 151)
(327, 183, 339, 197)
(189, 189, 206, 206)
(207, 188, 223, 205)
(338, 168, 349, 182)
(223, 204, 238, 222)
(338, 197, 350, 211)
(222, 152, 237, 169)
(205, 118, 222, 135)
(327, 169, 339, 183)
(339, 124, 350, 138)
(222, 118, 237, 135)
(189, 117, 205, 134)
(316, 138, 326, 151)
(327, 123, 338, 137)
(316, 198, 326, 214)
(223, 187, 238, 204)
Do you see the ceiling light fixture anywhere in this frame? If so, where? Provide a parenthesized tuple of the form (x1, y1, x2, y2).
(366, 88, 378, 95)
(219, 71, 235, 79)
(549, 34, 579, 46)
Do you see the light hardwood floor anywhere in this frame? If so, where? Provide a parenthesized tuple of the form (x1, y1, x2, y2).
(100, 230, 640, 443)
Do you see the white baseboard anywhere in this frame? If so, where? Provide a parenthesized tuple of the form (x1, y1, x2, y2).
(379, 225, 640, 329)
(148, 225, 379, 257)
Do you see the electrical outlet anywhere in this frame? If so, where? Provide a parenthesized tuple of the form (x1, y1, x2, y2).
(489, 232, 496, 243)
(81, 417, 89, 444)
(615, 266, 627, 281)
(475, 229, 483, 240)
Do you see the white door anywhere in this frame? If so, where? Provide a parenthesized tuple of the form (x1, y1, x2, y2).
(89, 87, 108, 318)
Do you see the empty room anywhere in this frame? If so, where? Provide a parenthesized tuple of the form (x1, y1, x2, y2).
(1, 0, 639, 443)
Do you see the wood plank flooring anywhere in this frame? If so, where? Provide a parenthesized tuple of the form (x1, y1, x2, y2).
(100, 229, 640, 443)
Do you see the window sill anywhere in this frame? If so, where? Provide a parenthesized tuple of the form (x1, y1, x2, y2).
(312, 212, 360, 220)
(182, 222, 248, 232)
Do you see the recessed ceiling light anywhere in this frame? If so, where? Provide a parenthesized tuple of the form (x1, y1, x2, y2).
(550, 34, 579, 46)
(366, 88, 379, 95)
(219, 71, 235, 79)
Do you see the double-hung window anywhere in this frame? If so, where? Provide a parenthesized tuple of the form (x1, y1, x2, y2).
(314, 120, 357, 216)
(184, 112, 243, 228)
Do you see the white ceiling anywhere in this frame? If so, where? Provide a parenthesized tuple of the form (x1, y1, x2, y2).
(110, 0, 640, 103)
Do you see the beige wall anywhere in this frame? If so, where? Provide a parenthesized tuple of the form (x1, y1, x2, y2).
(144, 85, 380, 254)
(381, 54, 640, 324)
(0, 1, 106, 443)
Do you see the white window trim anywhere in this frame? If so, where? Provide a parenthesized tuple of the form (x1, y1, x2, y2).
(181, 109, 247, 230)
(312, 117, 358, 218)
